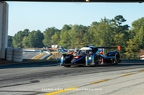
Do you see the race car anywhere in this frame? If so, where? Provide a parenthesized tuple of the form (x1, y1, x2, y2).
(59, 46, 121, 67)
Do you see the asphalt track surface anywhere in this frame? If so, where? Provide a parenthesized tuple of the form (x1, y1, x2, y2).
(0, 60, 144, 95)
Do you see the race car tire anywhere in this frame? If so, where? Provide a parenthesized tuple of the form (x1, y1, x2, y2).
(94, 55, 100, 66)
(60, 54, 73, 66)
(113, 59, 118, 65)
(113, 53, 119, 65)
(116, 53, 121, 63)
(63, 54, 73, 63)
(107, 51, 120, 64)
(64, 65, 71, 67)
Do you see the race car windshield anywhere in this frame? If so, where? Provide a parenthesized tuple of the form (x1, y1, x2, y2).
(107, 52, 116, 56)
(78, 50, 93, 55)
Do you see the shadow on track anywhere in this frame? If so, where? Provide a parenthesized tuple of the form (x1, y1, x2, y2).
(66, 60, 144, 68)
(0, 61, 59, 69)
(0, 60, 144, 69)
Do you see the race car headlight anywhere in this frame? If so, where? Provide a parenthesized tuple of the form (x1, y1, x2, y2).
(61, 56, 64, 60)
(89, 57, 92, 60)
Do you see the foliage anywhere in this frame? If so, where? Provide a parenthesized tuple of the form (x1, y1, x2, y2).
(8, 35, 13, 47)
(43, 27, 60, 47)
(25, 30, 44, 48)
(8, 16, 144, 59)
(12, 29, 30, 48)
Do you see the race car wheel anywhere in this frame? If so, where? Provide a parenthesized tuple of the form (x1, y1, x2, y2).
(94, 55, 100, 66)
(64, 65, 71, 67)
(113, 53, 119, 65)
(113, 59, 118, 65)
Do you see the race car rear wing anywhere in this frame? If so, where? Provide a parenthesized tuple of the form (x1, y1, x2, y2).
(97, 46, 122, 51)
(83, 46, 122, 53)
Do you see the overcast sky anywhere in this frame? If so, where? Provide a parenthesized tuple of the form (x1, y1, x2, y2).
(7, 2, 144, 36)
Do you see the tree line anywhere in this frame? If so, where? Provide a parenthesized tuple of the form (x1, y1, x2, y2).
(8, 15, 144, 59)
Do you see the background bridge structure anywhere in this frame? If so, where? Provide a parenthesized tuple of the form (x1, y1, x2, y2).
(0, 2, 8, 59)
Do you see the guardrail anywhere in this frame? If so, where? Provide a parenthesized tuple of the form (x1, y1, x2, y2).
(122, 60, 144, 63)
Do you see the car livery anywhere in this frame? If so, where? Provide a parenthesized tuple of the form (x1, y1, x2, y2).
(60, 46, 121, 67)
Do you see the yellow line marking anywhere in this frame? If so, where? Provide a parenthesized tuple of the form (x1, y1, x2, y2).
(44, 70, 144, 95)
(121, 72, 135, 77)
(44, 79, 110, 95)
(138, 70, 144, 72)
(44, 87, 77, 95)
(90, 79, 110, 84)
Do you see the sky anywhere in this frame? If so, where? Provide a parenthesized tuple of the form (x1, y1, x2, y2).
(6, 1, 144, 36)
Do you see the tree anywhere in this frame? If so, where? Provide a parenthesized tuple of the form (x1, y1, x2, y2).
(51, 32, 60, 45)
(88, 18, 114, 47)
(124, 39, 139, 59)
(58, 24, 72, 48)
(22, 36, 30, 48)
(111, 15, 129, 48)
(67, 24, 88, 48)
(43, 27, 59, 47)
(124, 17, 144, 59)
(12, 29, 30, 48)
(59, 30, 71, 48)
(87, 21, 99, 46)
(112, 15, 126, 26)
(25, 30, 44, 48)
(131, 17, 144, 49)
(61, 24, 71, 32)
(8, 35, 13, 47)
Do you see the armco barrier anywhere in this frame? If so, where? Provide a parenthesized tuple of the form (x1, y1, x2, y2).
(122, 60, 144, 63)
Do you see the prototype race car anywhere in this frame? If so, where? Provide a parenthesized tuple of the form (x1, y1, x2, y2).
(60, 46, 121, 67)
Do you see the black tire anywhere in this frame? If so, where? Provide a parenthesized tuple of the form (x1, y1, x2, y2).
(107, 51, 121, 65)
(113, 53, 119, 65)
(78, 65, 84, 67)
(60, 54, 73, 66)
(113, 59, 118, 65)
(94, 55, 100, 66)
(116, 52, 121, 63)
(64, 65, 71, 67)
(63, 54, 73, 63)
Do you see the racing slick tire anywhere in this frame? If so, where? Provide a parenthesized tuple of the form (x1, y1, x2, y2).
(64, 65, 71, 67)
(107, 51, 121, 65)
(113, 59, 118, 65)
(113, 53, 119, 65)
(94, 55, 101, 66)
(60, 54, 73, 67)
